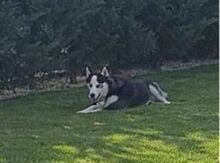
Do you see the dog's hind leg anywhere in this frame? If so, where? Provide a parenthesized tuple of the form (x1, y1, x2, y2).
(145, 100, 152, 105)
(149, 84, 170, 104)
(161, 99, 171, 104)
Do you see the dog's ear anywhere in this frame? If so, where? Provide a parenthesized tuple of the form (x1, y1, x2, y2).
(85, 65, 92, 78)
(101, 66, 110, 77)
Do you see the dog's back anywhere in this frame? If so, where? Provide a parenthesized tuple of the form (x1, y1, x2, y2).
(105, 80, 150, 109)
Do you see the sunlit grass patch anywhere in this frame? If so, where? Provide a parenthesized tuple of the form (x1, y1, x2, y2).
(104, 133, 131, 144)
(52, 144, 77, 154)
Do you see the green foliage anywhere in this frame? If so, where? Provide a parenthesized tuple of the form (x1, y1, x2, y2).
(139, 0, 218, 66)
(0, 0, 218, 87)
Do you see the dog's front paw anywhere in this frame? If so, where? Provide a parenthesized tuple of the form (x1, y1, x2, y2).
(77, 110, 87, 114)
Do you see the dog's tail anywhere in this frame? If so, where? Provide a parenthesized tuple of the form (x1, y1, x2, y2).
(149, 82, 170, 104)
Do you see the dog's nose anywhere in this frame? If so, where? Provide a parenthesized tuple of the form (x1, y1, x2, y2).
(90, 93, 95, 99)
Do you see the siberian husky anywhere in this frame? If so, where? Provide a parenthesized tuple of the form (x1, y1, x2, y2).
(77, 66, 170, 113)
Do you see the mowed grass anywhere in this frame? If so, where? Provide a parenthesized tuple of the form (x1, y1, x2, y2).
(0, 65, 218, 163)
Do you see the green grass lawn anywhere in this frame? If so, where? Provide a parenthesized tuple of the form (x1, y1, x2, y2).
(0, 65, 218, 163)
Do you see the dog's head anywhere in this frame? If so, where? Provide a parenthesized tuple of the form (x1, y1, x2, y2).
(85, 66, 110, 103)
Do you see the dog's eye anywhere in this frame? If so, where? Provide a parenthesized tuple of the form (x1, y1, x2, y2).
(89, 84, 92, 88)
(96, 84, 101, 88)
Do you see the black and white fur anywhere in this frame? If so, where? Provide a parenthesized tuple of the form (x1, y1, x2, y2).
(77, 66, 170, 113)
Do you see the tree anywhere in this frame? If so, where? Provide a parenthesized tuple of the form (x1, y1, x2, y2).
(0, 0, 218, 90)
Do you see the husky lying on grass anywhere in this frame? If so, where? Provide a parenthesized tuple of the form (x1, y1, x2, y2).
(77, 66, 170, 113)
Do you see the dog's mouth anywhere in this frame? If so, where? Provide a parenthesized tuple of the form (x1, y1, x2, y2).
(91, 93, 101, 103)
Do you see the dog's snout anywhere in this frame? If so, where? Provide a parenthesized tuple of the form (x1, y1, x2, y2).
(90, 93, 95, 99)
